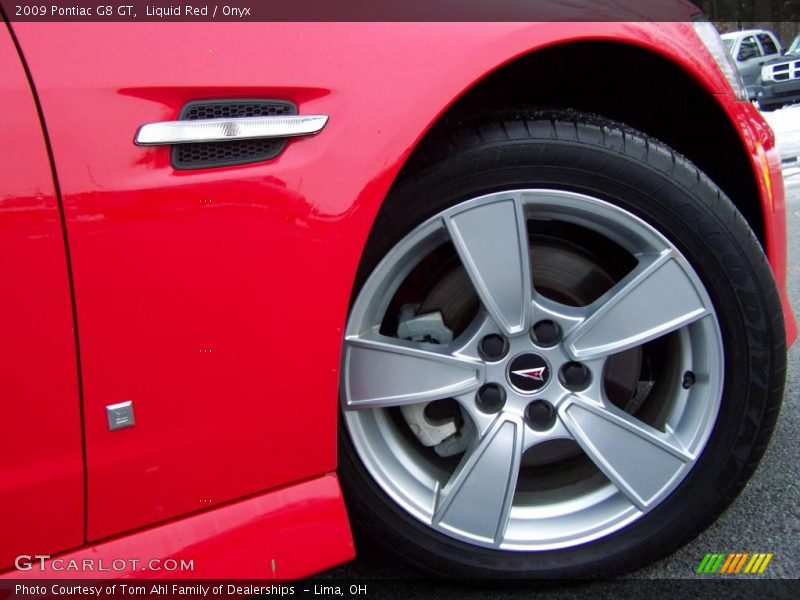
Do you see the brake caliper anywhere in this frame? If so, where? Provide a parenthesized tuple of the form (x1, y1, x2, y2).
(396, 305, 473, 457)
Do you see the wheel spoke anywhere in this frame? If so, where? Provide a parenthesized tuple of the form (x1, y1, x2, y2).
(560, 397, 693, 511)
(433, 415, 523, 544)
(343, 336, 484, 409)
(445, 196, 532, 336)
(565, 251, 709, 360)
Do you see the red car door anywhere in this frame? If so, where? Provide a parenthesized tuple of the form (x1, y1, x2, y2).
(0, 25, 83, 568)
(11, 23, 339, 541)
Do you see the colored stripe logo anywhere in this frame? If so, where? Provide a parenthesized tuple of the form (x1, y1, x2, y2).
(696, 552, 773, 574)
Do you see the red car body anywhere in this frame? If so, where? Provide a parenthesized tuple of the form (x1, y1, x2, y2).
(0, 19, 795, 578)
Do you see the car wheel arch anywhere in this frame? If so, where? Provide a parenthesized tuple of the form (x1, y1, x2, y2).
(369, 39, 767, 258)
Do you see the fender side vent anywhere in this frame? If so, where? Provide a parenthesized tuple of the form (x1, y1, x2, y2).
(172, 99, 297, 170)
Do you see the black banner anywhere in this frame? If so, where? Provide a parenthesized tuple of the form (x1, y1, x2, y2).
(1, 579, 799, 600)
(0, 0, 799, 23)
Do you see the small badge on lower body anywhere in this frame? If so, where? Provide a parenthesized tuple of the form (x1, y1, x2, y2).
(106, 400, 136, 431)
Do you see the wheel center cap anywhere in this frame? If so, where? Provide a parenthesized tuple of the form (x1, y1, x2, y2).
(508, 353, 551, 394)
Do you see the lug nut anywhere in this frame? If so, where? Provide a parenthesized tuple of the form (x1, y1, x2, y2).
(475, 383, 506, 413)
(559, 361, 591, 391)
(525, 400, 557, 431)
(531, 320, 561, 347)
(478, 334, 509, 361)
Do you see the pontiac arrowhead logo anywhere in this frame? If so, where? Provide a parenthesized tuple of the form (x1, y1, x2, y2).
(508, 354, 551, 393)
(512, 366, 547, 381)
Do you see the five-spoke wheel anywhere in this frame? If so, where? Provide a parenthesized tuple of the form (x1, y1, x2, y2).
(343, 190, 723, 549)
(338, 111, 784, 578)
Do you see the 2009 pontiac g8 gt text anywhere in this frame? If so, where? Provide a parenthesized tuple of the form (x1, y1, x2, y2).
(1, 9, 796, 579)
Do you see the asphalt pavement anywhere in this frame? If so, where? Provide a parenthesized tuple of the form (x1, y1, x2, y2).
(323, 105, 800, 584)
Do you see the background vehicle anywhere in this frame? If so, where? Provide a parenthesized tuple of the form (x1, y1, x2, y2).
(721, 28, 782, 91)
(788, 34, 800, 55)
(758, 33, 800, 111)
(0, 16, 795, 580)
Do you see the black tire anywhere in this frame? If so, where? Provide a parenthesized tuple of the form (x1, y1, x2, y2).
(338, 109, 786, 578)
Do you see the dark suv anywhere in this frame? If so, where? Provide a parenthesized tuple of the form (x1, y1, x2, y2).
(758, 34, 800, 111)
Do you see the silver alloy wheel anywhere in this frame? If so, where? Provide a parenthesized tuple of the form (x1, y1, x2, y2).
(342, 189, 724, 551)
